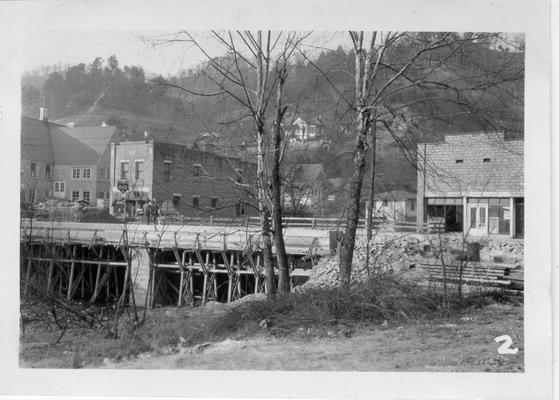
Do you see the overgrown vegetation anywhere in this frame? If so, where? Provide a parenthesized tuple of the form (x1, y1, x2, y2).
(20, 272, 521, 368)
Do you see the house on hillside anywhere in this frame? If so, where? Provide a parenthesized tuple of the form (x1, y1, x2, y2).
(288, 116, 323, 143)
(21, 108, 118, 208)
(416, 132, 524, 237)
(109, 140, 256, 219)
(283, 164, 326, 216)
(373, 190, 417, 222)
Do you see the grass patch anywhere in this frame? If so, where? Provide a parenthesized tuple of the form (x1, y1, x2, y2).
(20, 274, 522, 368)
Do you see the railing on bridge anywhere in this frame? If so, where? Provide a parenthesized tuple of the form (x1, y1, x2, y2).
(158, 215, 381, 230)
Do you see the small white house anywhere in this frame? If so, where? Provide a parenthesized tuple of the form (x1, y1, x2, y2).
(289, 117, 323, 142)
(373, 190, 417, 222)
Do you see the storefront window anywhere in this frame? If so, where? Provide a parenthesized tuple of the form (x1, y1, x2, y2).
(469, 198, 510, 235)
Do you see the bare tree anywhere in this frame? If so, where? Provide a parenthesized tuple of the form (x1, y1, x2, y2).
(301, 32, 523, 288)
(149, 31, 309, 297)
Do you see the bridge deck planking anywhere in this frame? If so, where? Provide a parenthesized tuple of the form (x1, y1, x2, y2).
(21, 220, 331, 256)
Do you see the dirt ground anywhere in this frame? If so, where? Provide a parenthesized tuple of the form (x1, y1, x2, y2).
(20, 302, 523, 372)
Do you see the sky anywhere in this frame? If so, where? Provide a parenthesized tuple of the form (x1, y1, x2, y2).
(22, 30, 349, 77)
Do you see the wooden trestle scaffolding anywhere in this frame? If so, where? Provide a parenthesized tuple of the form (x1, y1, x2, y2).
(20, 220, 329, 307)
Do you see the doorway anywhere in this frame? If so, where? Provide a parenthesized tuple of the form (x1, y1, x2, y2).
(468, 203, 488, 236)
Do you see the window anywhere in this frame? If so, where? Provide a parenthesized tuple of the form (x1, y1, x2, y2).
(120, 162, 129, 180)
(410, 199, 416, 211)
(72, 168, 81, 179)
(455, 159, 463, 164)
(27, 190, 35, 203)
(82, 168, 91, 179)
(30, 163, 37, 177)
(210, 197, 218, 209)
(216, 157, 223, 170)
(54, 182, 65, 193)
(193, 164, 201, 184)
(192, 196, 199, 208)
(99, 167, 106, 180)
(72, 191, 80, 201)
(45, 165, 51, 179)
(483, 158, 491, 163)
(173, 194, 181, 207)
(98, 191, 104, 199)
(135, 161, 144, 180)
(83, 191, 90, 203)
(163, 162, 172, 181)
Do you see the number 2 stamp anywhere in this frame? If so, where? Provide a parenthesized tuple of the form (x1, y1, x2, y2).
(495, 335, 518, 355)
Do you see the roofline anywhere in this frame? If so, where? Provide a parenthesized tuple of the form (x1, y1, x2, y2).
(417, 131, 524, 146)
(21, 115, 64, 127)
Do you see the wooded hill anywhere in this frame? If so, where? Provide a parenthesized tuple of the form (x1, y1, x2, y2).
(21, 37, 524, 191)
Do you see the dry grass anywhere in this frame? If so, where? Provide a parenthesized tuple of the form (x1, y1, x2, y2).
(19, 274, 522, 370)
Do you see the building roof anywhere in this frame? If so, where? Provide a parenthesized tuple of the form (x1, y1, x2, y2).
(375, 190, 416, 202)
(20, 116, 56, 164)
(50, 125, 117, 164)
(420, 132, 524, 197)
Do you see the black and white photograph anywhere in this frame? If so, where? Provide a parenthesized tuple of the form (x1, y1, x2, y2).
(0, 0, 553, 399)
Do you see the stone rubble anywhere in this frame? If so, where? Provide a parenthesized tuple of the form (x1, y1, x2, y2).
(296, 232, 524, 291)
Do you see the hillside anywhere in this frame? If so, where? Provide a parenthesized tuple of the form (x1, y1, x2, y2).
(21, 42, 524, 192)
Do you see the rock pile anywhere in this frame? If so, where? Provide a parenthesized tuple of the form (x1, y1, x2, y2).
(296, 232, 524, 291)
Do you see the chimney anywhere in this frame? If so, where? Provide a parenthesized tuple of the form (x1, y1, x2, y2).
(39, 96, 48, 122)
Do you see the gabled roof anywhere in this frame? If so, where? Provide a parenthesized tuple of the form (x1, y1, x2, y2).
(21, 116, 56, 164)
(50, 125, 117, 165)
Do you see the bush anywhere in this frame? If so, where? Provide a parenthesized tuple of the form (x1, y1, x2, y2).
(206, 275, 521, 339)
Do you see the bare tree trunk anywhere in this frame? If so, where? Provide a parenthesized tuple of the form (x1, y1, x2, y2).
(272, 65, 290, 295)
(339, 112, 370, 287)
(365, 121, 377, 278)
(339, 32, 374, 288)
(252, 31, 276, 299)
(256, 126, 276, 297)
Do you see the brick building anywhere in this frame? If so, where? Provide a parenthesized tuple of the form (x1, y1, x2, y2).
(109, 140, 256, 218)
(416, 132, 524, 237)
(21, 110, 117, 207)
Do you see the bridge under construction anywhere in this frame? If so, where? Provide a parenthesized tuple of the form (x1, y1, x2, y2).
(20, 220, 333, 308)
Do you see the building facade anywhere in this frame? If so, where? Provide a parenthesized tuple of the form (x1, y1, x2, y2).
(109, 140, 256, 218)
(21, 112, 117, 208)
(416, 132, 524, 237)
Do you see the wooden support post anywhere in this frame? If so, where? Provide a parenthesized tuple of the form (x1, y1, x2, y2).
(67, 245, 76, 301)
(119, 249, 130, 306)
(24, 245, 33, 296)
(202, 272, 208, 303)
(114, 266, 119, 298)
(150, 267, 157, 308)
(227, 252, 234, 303)
(81, 250, 85, 298)
(106, 247, 111, 298)
(47, 256, 54, 294)
(91, 247, 104, 303)
(178, 268, 185, 307)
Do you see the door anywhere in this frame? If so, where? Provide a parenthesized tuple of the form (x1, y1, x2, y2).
(468, 204, 488, 236)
